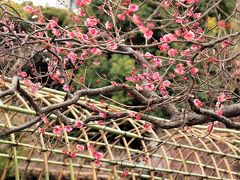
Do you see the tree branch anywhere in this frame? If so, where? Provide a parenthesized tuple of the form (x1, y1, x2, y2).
(0, 76, 19, 98)
(0, 116, 41, 137)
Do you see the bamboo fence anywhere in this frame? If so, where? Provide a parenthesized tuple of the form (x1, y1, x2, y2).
(0, 78, 239, 179)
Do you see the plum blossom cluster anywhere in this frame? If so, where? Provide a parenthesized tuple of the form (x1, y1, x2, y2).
(88, 145, 104, 166)
(215, 93, 228, 116)
(20, 0, 206, 95)
(23, 79, 41, 94)
(50, 118, 83, 136)
(126, 64, 172, 96)
(193, 92, 229, 117)
(62, 143, 85, 159)
(76, 0, 91, 7)
(116, 3, 154, 40)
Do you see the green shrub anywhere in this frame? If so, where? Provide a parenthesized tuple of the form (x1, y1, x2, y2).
(42, 7, 72, 27)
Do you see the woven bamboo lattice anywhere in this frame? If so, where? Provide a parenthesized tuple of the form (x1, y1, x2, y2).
(0, 78, 240, 180)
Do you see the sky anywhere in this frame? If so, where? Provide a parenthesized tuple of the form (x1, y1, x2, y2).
(12, 0, 67, 7)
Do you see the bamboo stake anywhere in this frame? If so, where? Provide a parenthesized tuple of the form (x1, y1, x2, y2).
(1, 80, 240, 179)
(0, 152, 164, 180)
(0, 122, 238, 177)
(15, 92, 50, 180)
(0, 152, 229, 180)
(62, 125, 75, 180)
(39, 135, 50, 180)
(0, 110, 239, 161)
(1, 100, 20, 180)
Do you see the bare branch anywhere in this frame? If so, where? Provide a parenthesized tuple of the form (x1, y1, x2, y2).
(0, 116, 41, 137)
(0, 76, 19, 98)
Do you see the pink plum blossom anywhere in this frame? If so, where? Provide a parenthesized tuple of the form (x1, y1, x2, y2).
(143, 28, 153, 40)
(41, 116, 49, 124)
(75, 119, 84, 128)
(64, 125, 73, 132)
(152, 72, 160, 80)
(189, 67, 199, 76)
(107, 42, 118, 50)
(181, 49, 190, 56)
(76, 144, 85, 152)
(63, 84, 70, 91)
(99, 112, 106, 118)
(47, 20, 58, 29)
(105, 21, 113, 30)
(23, 5, 34, 14)
(53, 125, 63, 135)
(193, 99, 203, 107)
(93, 151, 103, 160)
(128, 111, 136, 118)
(88, 27, 98, 36)
(98, 120, 104, 126)
(153, 58, 162, 68)
(67, 52, 77, 63)
(91, 48, 102, 56)
(136, 84, 143, 91)
(158, 43, 170, 51)
(76, 0, 91, 7)
(69, 152, 76, 158)
(145, 52, 154, 59)
(162, 1, 170, 9)
(18, 71, 27, 78)
(29, 82, 41, 94)
(168, 48, 178, 57)
(132, 14, 143, 26)
(67, 31, 76, 38)
(162, 33, 177, 43)
(218, 20, 226, 28)
(84, 16, 98, 27)
(162, 80, 171, 88)
(128, 4, 139, 12)
(194, 13, 201, 18)
(215, 109, 223, 116)
(217, 93, 226, 103)
(121, 171, 129, 177)
(176, 18, 183, 24)
(81, 52, 87, 59)
(52, 28, 61, 36)
(78, 8, 86, 16)
(184, 31, 195, 41)
(174, 64, 185, 75)
(117, 13, 126, 21)
(144, 83, 155, 91)
(144, 122, 153, 132)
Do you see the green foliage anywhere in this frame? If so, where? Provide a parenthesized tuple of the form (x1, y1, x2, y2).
(136, 2, 155, 19)
(4, 2, 72, 27)
(42, 7, 72, 27)
(74, 54, 135, 104)
(110, 54, 135, 81)
(4, 1, 29, 19)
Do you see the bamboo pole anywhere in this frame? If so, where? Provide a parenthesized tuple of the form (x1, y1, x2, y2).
(0, 107, 239, 161)
(0, 152, 165, 180)
(1, 100, 20, 180)
(39, 134, 50, 180)
(14, 92, 50, 180)
(1, 138, 237, 176)
(0, 152, 230, 180)
(62, 124, 75, 180)
(1, 80, 240, 179)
